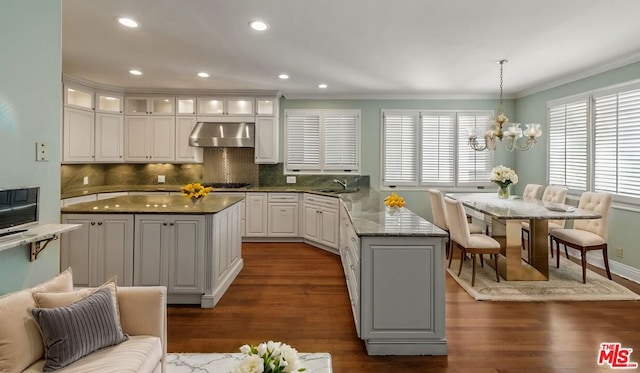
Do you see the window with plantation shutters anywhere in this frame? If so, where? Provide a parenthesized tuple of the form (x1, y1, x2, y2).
(383, 112, 418, 186)
(284, 109, 360, 174)
(457, 113, 493, 186)
(382, 110, 493, 188)
(324, 112, 359, 171)
(547, 99, 588, 192)
(421, 113, 454, 186)
(594, 87, 640, 200)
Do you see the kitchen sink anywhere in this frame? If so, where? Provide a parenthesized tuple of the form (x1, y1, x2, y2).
(312, 187, 359, 194)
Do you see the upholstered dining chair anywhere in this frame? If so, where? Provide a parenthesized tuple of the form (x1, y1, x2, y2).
(549, 191, 612, 283)
(522, 183, 544, 199)
(521, 185, 568, 256)
(428, 189, 483, 259)
(445, 197, 501, 286)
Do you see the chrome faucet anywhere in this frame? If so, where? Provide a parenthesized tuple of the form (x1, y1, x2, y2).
(333, 179, 348, 189)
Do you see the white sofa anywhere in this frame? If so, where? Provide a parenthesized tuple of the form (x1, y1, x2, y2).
(0, 270, 167, 373)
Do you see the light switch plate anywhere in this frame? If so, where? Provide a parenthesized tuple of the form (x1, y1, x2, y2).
(83, 176, 89, 185)
(158, 175, 166, 183)
(286, 176, 296, 184)
(36, 142, 49, 162)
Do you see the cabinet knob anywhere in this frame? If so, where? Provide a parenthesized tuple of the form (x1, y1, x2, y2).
(90, 222, 96, 225)
(350, 264, 356, 270)
(163, 222, 168, 226)
(169, 223, 174, 226)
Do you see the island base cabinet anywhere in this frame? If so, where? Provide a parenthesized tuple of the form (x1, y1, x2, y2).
(360, 236, 447, 355)
(61, 214, 133, 287)
(134, 215, 205, 304)
(202, 202, 243, 308)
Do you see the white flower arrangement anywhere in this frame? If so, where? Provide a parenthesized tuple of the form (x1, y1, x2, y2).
(234, 341, 306, 373)
(490, 165, 518, 188)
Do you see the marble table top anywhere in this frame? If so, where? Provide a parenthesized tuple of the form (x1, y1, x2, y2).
(447, 192, 602, 220)
(166, 352, 332, 373)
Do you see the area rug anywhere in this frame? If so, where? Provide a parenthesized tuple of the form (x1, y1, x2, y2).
(166, 352, 332, 373)
(446, 255, 640, 301)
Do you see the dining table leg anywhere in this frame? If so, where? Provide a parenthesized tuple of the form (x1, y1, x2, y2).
(489, 218, 549, 280)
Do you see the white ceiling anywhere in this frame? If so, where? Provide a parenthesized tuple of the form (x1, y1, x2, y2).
(62, 0, 640, 98)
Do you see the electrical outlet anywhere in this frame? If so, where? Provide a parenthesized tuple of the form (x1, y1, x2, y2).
(83, 176, 89, 185)
(36, 142, 49, 162)
(616, 247, 623, 258)
(158, 175, 166, 183)
(286, 176, 296, 184)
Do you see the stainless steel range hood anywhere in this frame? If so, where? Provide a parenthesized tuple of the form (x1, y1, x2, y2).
(189, 121, 255, 148)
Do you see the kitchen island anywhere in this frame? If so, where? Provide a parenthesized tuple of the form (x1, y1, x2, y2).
(60, 194, 244, 308)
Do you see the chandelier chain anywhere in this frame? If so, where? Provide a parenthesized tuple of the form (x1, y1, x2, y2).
(499, 59, 505, 109)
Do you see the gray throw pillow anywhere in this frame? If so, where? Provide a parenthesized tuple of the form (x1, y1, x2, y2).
(30, 287, 128, 372)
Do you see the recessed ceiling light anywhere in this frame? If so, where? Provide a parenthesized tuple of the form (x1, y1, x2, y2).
(278, 74, 289, 80)
(318, 83, 328, 89)
(129, 70, 142, 76)
(117, 17, 138, 28)
(197, 72, 210, 78)
(249, 20, 269, 31)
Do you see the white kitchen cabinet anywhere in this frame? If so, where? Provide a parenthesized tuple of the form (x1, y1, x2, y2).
(95, 112, 124, 162)
(267, 193, 299, 237)
(255, 117, 279, 164)
(175, 116, 203, 163)
(96, 92, 123, 113)
(60, 214, 134, 287)
(197, 97, 254, 116)
(244, 193, 268, 237)
(339, 202, 360, 336)
(124, 116, 175, 162)
(176, 97, 196, 115)
(255, 97, 278, 116)
(303, 194, 340, 250)
(212, 202, 242, 288)
(125, 96, 175, 115)
(134, 215, 205, 295)
(63, 107, 95, 162)
(64, 83, 93, 110)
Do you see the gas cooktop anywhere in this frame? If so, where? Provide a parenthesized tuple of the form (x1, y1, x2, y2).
(204, 182, 252, 189)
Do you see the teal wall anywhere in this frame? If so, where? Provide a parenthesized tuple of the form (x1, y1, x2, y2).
(280, 98, 516, 220)
(515, 61, 640, 273)
(0, 1, 62, 294)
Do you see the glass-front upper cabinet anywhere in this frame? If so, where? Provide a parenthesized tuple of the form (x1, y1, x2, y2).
(177, 97, 196, 115)
(256, 97, 278, 116)
(197, 97, 254, 116)
(125, 97, 175, 115)
(96, 92, 123, 113)
(64, 84, 94, 110)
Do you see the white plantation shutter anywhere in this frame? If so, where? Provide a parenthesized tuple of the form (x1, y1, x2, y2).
(324, 112, 359, 171)
(285, 113, 320, 170)
(457, 113, 493, 186)
(383, 112, 418, 186)
(420, 113, 454, 186)
(547, 100, 588, 191)
(594, 88, 640, 199)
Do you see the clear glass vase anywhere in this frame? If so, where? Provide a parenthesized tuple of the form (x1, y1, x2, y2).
(497, 185, 510, 199)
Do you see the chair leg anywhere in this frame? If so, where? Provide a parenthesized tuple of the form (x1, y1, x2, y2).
(471, 254, 477, 286)
(521, 228, 525, 251)
(564, 244, 570, 259)
(479, 253, 484, 267)
(494, 254, 500, 283)
(581, 250, 588, 283)
(602, 246, 612, 280)
(556, 238, 561, 268)
(549, 235, 554, 258)
(457, 248, 465, 276)
(448, 242, 454, 269)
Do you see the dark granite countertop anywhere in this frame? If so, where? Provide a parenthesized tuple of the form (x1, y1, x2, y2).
(60, 194, 244, 214)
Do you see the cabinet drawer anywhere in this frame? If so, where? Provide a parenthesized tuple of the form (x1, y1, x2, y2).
(304, 193, 339, 209)
(268, 192, 299, 202)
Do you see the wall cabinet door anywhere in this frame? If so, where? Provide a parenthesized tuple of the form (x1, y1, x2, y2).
(125, 97, 175, 115)
(96, 93, 123, 113)
(64, 84, 93, 110)
(63, 107, 95, 162)
(255, 117, 279, 164)
(124, 116, 175, 162)
(197, 97, 254, 116)
(245, 193, 268, 236)
(175, 117, 203, 163)
(268, 203, 298, 237)
(61, 214, 133, 287)
(95, 113, 124, 162)
(150, 116, 176, 161)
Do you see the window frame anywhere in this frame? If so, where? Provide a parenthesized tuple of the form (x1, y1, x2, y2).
(381, 109, 494, 190)
(284, 109, 361, 175)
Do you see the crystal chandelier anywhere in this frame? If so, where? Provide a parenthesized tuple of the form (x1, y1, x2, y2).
(468, 60, 542, 151)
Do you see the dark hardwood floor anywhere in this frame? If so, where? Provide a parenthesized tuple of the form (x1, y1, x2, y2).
(167, 242, 640, 372)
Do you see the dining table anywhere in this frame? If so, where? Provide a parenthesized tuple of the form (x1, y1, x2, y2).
(446, 192, 601, 281)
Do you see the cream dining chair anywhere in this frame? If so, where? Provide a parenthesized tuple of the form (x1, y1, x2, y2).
(521, 185, 568, 256)
(445, 197, 501, 286)
(549, 191, 612, 283)
(428, 189, 483, 259)
(522, 184, 544, 199)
